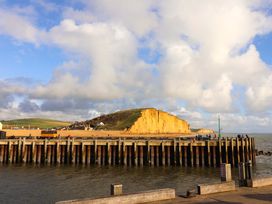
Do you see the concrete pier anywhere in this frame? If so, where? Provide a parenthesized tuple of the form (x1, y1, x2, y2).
(0, 137, 255, 167)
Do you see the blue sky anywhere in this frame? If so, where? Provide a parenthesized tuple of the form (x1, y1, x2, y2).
(1, 0, 272, 133)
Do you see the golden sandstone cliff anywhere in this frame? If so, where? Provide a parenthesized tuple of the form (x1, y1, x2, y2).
(128, 108, 191, 134)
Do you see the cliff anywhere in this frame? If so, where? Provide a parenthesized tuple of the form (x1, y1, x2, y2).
(128, 108, 191, 134)
(69, 108, 191, 134)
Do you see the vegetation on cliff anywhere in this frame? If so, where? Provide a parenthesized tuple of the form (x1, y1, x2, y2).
(70, 108, 145, 130)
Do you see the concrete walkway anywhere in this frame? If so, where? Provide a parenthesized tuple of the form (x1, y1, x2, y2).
(150, 185, 272, 204)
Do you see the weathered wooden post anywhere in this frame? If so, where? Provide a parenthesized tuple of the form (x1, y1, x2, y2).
(134, 142, 137, 166)
(97, 145, 102, 165)
(128, 146, 132, 166)
(246, 160, 253, 181)
(201, 146, 205, 167)
(44, 139, 48, 164)
(238, 162, 246, 186)
(81, 142, 86, 165)
(189, 143, 193, 167)
(56, 141, 61, 164)
(72, 139, 76, 164)
(32, 141, 36, 163)
(47, 145, 52, 164)
(241, 138, 245, 162)
(0, 145, 4, 163)
(161, 143, 165, 166)
(112, 145, 116, 165)
(224, 138, 228, 164)
(118, 139, 121, 165)
(230, 138, 234, 167)
(184, 145, 187, 167)
(66, 138, 70, 164)
(173, 139, 177, 165)
(218, 139, 222, 165)
(107, 142, 111, 165)
(179, 142, 182, 166)
(196, 146, 199, 167)
(94, 140, 97, 164)
(139, 145, 143, 166)
(212, 145, 216, 167)
(236, 138, 240, 166)
(37, 145, 41, 164)
(123, 142, 127, 166)
(150, 145, 154, 166)
(167, 145, 171, 166)
(8, 140, 12, 163)
(18, 137, 22, 163)
(206, 141, 210, 167)
(251, 138, 255, 164)
(156, 146, 159, 166)
(147, 141, 150, 165)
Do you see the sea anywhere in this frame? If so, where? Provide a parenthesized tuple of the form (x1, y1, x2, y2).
(0, 134, 271, 204)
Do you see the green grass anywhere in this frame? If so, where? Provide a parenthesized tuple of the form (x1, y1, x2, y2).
(1, 118, 71, 129)
(74, 108, 146, 130)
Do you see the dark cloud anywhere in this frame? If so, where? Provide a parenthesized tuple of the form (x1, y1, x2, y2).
(19, 99, 40, 113)
(0, 94, 14, 108)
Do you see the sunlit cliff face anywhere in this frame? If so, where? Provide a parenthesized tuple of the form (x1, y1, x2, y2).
(129, 108, 191, 134)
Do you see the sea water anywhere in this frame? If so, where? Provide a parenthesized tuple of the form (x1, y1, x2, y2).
(0, 134, 270, 204)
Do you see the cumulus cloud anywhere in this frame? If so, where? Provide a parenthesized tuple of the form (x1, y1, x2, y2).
(0, 7, 43, 44)
(33, 19, 153, 100)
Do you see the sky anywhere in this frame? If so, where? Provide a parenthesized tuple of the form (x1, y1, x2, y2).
(1, 0, 272, 133)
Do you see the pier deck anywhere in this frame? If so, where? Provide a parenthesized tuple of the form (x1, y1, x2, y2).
(0, 137, 255, 167)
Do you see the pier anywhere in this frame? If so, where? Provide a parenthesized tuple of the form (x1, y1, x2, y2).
(0, 137, 255, 167)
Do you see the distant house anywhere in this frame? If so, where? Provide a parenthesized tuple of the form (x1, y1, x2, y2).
(0, 122, 2, 130)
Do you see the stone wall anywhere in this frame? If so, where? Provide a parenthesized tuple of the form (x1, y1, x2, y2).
(128, 108, 191, 134)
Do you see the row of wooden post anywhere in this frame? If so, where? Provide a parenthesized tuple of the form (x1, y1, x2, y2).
(0, 137, 255, 167)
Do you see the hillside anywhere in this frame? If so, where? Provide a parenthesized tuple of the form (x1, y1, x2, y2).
(1, 118, 71, 129)
(70, 108, 191, 134)
(70, 108, 144, 130)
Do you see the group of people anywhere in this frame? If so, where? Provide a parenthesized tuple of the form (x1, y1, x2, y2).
(237, 134, 249, 138)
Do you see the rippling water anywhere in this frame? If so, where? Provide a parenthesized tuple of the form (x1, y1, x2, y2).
(0, 134, 271, 204)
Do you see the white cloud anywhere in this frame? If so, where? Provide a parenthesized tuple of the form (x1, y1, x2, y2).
(0, 7, 42, 44)
(156, 0, 272, 112)
(32, 19, 152, 100)
(82, 0, 158, 36)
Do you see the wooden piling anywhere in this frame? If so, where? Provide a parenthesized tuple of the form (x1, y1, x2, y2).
(196, 146, 199, 167)
(225, 138, 228, 164)
(218, 139, 222, 165)
(134, 142, 137, 166)
(230, 139, 234, 167)
(206, 141, 210, 167)
(236, 138, 240, 166)
(161, 143, 165, 166)
(0, 137, 256, 167)
(139, 145, 143, 166)
(184, 146, 187, 167)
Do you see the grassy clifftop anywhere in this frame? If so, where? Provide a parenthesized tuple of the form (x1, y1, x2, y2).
(1, 118, 71, 129)
(71, 108, 145, 130)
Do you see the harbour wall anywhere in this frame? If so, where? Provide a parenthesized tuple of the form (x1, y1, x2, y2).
(0, 137, 255, 167)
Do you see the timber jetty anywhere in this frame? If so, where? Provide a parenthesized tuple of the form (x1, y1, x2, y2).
(0, 137, 255, 167)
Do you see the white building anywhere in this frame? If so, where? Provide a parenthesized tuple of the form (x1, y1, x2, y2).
(0, 122, 2, 130)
